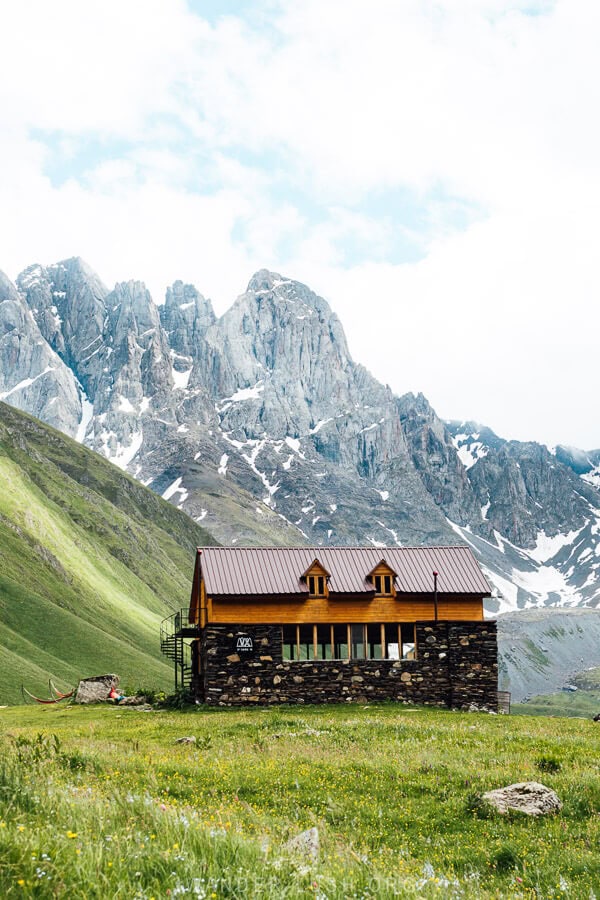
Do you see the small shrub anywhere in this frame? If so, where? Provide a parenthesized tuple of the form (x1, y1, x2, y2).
(58, 750, 98, 773)
(465, 791, 494, 819)
(133, 686, 166, 705)
(12, 732, 60, 764)
(160, 688, 195, 710)
(536, 755, 562, 774)
(492, 845, 519, 873)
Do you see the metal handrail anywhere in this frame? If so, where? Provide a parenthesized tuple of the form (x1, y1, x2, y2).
(160, 609, 199, 641)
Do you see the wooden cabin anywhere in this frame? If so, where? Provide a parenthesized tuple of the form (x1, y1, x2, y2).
(160, 546, 498, 710)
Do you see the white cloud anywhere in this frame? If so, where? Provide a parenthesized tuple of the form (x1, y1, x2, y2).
(0, 0, 599, 448)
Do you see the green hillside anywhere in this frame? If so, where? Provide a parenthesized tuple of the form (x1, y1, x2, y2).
(0, 402, 217, 704)
(514, 665, 600, 718)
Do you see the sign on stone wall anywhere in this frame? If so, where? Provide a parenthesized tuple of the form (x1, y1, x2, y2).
(235, 633, 255, 655)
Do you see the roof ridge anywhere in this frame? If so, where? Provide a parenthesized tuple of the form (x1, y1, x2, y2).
(197, 544, 473, 550)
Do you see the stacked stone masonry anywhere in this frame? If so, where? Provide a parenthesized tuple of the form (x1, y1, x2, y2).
(199, 621, 498, 710)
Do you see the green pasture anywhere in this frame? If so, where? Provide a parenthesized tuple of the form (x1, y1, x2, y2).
(1, 702, 599, 898)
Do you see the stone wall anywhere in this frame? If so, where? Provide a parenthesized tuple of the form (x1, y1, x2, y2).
(199, 621, 498, 710)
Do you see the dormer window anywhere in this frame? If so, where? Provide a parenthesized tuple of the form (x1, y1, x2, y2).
(302, 559, 330, 598)
(373, 573, 393, 596)
(368, 560, 397, 597)
(308, 574, 326, 596)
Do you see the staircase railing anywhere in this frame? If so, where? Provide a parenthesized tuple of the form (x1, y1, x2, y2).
(160, 610, 200, 691)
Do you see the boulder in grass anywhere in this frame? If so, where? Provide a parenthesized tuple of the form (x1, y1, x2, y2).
(482, 782, 562, 816)
(174, 736, 197, 745)
(75, 674, 119, 704)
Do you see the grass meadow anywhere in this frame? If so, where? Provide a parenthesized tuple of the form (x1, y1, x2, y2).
(1, 702, 599, 898)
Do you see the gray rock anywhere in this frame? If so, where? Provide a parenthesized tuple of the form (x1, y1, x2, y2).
(286, 826, 319, 862)
(174, 736, 197, 744)
(75, 674, 119, 704)
(482, 782, 562, 816)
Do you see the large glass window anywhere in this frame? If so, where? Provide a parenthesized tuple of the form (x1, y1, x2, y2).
(333, 624, 348, 660)
(298, 624, 315, 659)
(401, 623, 416, 659)
(385, 623, 400, 660)
(282, 623, 416, 661)
(367, 623, 383, 659)
(315, 624, 332, 659)
(282, 624, 297, 660)
(351, 624, 366, 659)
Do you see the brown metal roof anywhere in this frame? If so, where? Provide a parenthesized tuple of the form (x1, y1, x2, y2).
(197, 546, 491, 596)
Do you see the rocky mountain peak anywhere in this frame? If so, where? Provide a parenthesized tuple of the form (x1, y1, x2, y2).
(161, 281, 215, 361)
(246, 269, 286, 294)
(16, 257, 108, 398)
(0, 270, 82, 435)
(0, 270, 21, 305)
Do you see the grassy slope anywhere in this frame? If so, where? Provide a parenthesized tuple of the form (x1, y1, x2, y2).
(0, 402, 217, 704)
(514, 665, 600, 718)
(1, 703, 599, 898)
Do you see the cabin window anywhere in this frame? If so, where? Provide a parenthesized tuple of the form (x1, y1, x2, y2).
(384, 623, 400, 659)
(282, 624, 298, 660)
(298, 624, 315, 660)
(350, 623, 366, 659)
(401, 623, 416, 659)
(315, 624, 333, 659)
(333, 623, 348, 659)
(307, 574, 326, 596)
(281, 623, 416, 661)
(367, 623, 383, 659)
(373, 573, 394, 595)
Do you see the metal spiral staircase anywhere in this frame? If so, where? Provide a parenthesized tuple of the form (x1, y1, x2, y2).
(160, 610, 201, 692)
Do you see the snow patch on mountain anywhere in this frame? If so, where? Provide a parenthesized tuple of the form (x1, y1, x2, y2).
(452, 432, 489, 470)
(0, 365, 56, 400)
(76, 389, 94, 443)
(530, 527, 584, 564)
(582, 466, 600, 488)
(162, 476, 189, 505)
(110, 431, 143, 470)
(217, 381, 264, 413)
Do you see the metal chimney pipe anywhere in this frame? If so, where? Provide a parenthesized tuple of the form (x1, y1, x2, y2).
(433, 571, 438, 621)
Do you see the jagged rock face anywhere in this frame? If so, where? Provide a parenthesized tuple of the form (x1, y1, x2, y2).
(3, 258, 600, 611)
(185, 270, 450, 545)
(468, 441, 594, 547)
(160, 280, 215, 361)
(556, 444, 600, 488)
(0, 271, 82, 436)
(397, 393, 484, 528)
(17, 258, 108, 396)
(446, 421, 600, 611)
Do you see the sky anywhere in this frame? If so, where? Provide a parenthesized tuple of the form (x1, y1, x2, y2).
(0, 0, 598, 450)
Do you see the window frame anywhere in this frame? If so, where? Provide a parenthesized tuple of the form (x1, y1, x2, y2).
(280, 623, 417, 661)
(370, 566, 396, 597)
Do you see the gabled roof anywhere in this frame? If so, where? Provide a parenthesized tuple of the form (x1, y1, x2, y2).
(301, 558, 331, 579)
(367, 558, 398, 578)
(196, 546, 491, 596)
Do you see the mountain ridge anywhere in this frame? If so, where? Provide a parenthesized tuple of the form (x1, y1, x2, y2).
(2, 257, 599, 613)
